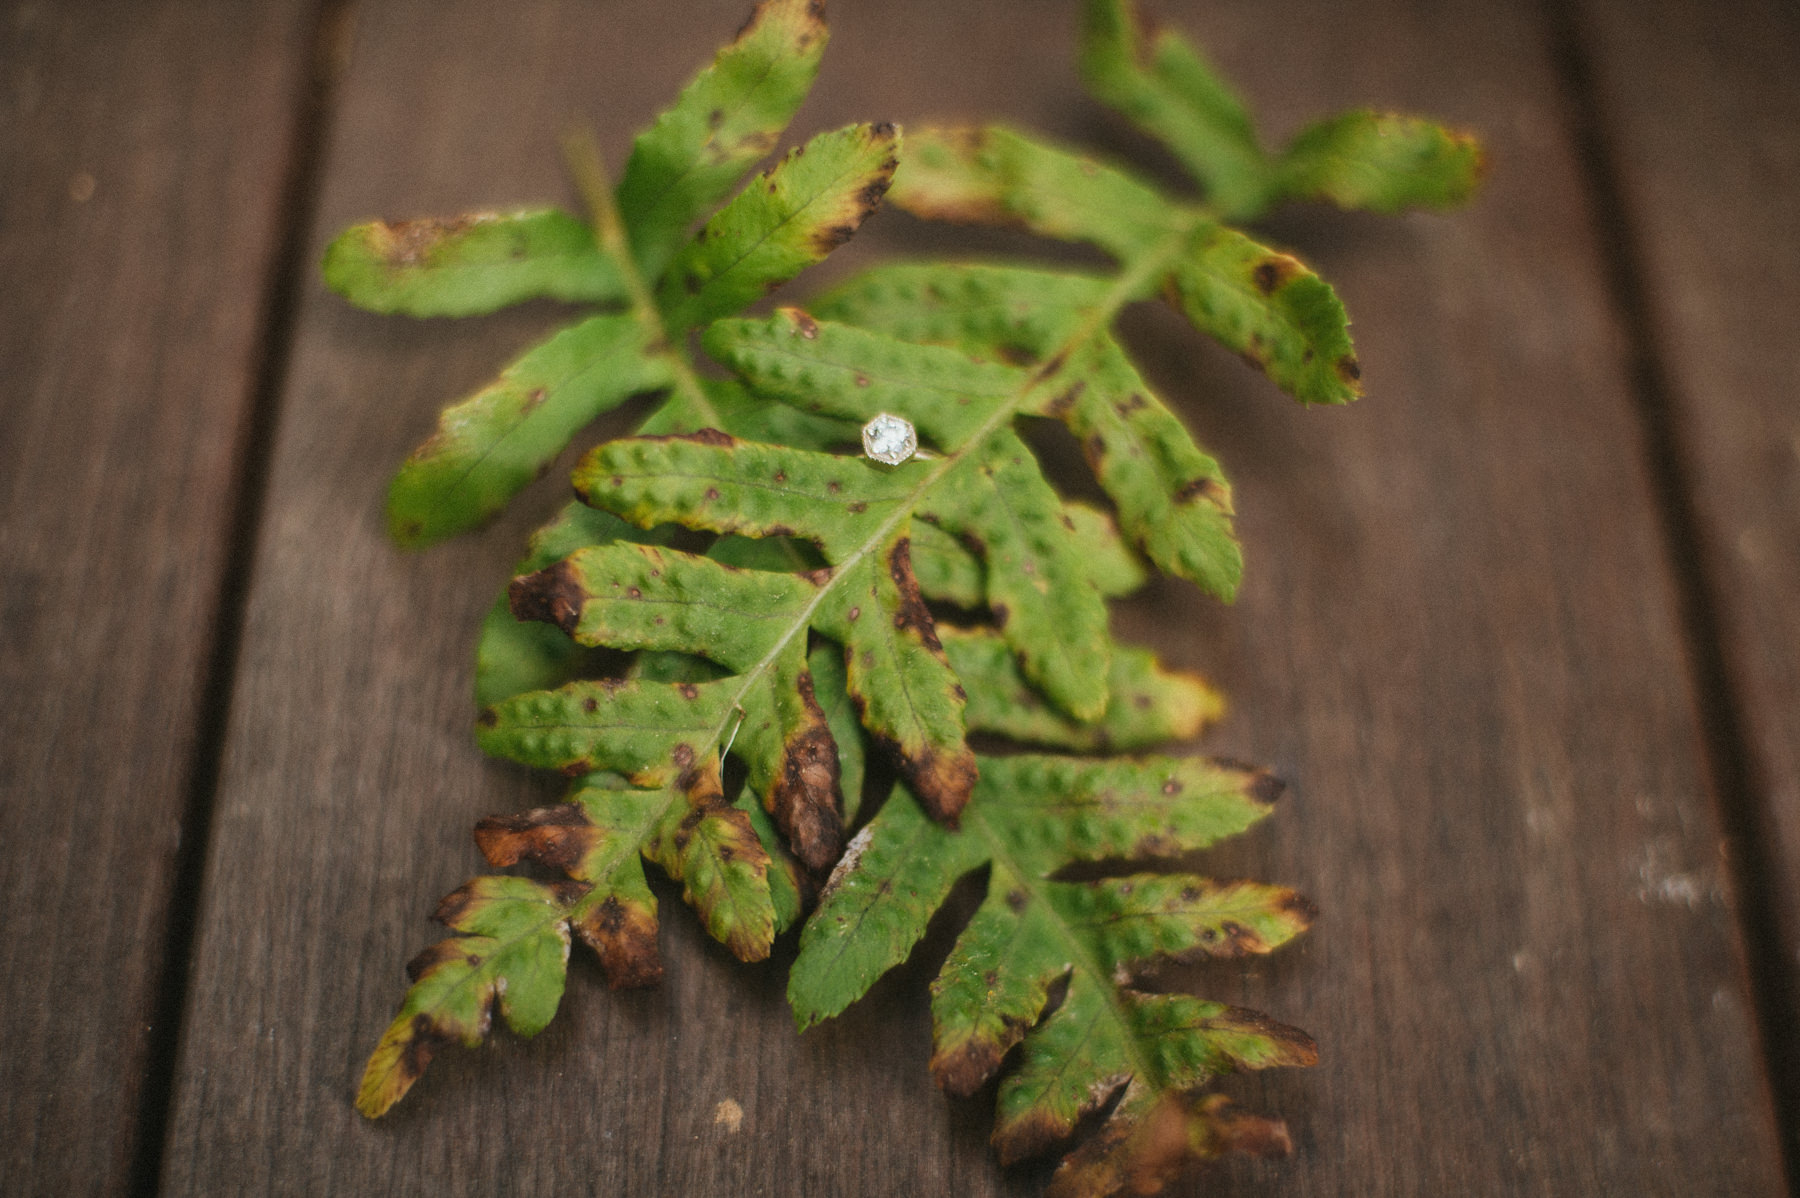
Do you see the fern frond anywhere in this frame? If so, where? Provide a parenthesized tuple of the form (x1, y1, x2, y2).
(789, 756, 1316, 1196)
(323, 0, 893, 548)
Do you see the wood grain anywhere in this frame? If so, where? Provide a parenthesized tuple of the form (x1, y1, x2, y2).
(0, 3, 314, 1195)
(1577, 0, 1800, 1138)
(158, 1, 1788, 1195)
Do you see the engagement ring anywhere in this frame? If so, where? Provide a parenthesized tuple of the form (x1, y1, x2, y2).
(861, 413, 918, 465)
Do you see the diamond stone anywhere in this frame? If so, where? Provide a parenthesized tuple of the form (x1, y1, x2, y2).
(861, 413, 918, 465)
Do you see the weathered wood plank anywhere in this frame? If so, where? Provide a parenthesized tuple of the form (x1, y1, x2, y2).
(162, 1, 1786, 1195)
(0, 3, 316, 1195)
(1576, 0, 1800, 1146)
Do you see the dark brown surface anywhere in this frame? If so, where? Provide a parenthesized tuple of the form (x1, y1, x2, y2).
(3, 1, 1794, 1195)
(1576, 0, 1800, 1155)
(0, 4, 315, 1195)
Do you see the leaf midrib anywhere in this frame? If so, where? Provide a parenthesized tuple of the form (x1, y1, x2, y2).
(524, 202, 1197, 966)
(963, 798, 1163, 1109)
(690, 220, 1199, 776)
(675, 134, 891, 320)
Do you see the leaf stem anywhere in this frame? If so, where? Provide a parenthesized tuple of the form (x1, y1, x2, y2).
(522, 212, 1201, 967)
(963, 801, 1165, 1096)
(561, 126, 724, 427)
(698, 217, 1204, 776)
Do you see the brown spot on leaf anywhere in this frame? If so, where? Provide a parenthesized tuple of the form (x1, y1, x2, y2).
(473, 804, 599, 874)
(1282, 890, 1321, 925)
(405, 940, 473, 983)
(1005, 888, 1028, 912)
(575, 896, 664, 988)
(431, 885, 481, 929)
(886, 536, 943, 652)
(1336, 354, 1362, 383)
(522, 387, 547, 412)
(930, 1036, 1010, 1098)
(705, 487, 722, 502)
(671, 806, 706, 855)
(547, 879, 589, 907)
(1161, 777, 1183, 796)
(810, 223, 861, 254)
(1044, 380, 1085, 417)
(995, 1099, 1099, 1167)
(372, 215, 479, 268)
(788, 309, 820, 339)
(767, 669, 845, 872)
(394, 1012, 453, 1088)
(1247, 769, 1285, 804)
(672, 743, 696, 770)
(854, 374, 870, 387)
(1175, 476, 1220, 504)
(1211, 920, 1267, 955)
(847, 501, 867, 514)
(476, 708, 498, 728)
(826, 479, 842, 494)
(1032, 348, 1069, 382)
(651, 427, 736, 448)
(1217, 1006, 1319, 1066)
(893, 737, 978, 825)
(990, 601, 1010, 628)
(1114, 392, 1148, 415)
(509, 559, 587, 636)
(677, 682, 700, 700)
(1251, 255, 1300, 294)
(859, 168, 895, 212)
(774, 469, 787, 483)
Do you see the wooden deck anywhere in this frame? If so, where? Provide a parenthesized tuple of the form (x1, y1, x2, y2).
(4, 1, 1796, 1193)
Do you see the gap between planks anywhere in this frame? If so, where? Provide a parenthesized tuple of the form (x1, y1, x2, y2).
(1544, 0, 1800, 1190)
(126, 2, 358, 1195)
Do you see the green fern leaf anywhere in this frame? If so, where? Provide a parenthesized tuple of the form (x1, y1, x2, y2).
(1078, 0, 1268, 218)
(1162, 225, 1361, 406)
(336, 0, 888, 549)
(615, 0, 830, 277)
(895, 125, 1178, 259)
(659, 121, 899, 329)
(376, 117, 893, 550)
(384, 315, 673, 546)
(789, 756, 1316, 1195)
(487, 223, 1241, 862)
(891, 125, 1359, 409)
(356, 763, 804, 1118)
(942, 627, 1221, 752)
(1079, 0, 1482, 221)
(322, 207, 625, 317)
(813, 259, 1104, 357)
(347, 0, 1485, 1156)
(1275, 109, 1486, 214)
